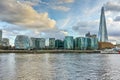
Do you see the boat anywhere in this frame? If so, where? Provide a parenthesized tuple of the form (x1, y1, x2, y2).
(100, 49, 119, 54)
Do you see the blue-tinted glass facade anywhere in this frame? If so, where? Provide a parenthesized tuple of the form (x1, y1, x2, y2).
(15, 35, 32, 50)
(98, 7, 108, 42)
(64, 36, 74, 50)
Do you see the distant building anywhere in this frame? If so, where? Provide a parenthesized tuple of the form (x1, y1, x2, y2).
(2, 38, 9, 46)
(98, 42, 114, 49)
(15, 35, 32, 50)
(55, 39, 64, 49)
(39, 38, 45, 49)
(64, 36, 74, 50)
(49, 38, 55, 49)
(87, 37, 98, 50)
(31, 37, 36, 49)
(75, 37, 87, 50)
(35, 38, 40, 49)
(85, 32, 97, 38)
(75, 37, 98, 50)
(0, 30, 2, 46)
(98, 7, 108, 42)
(34, 38, 45, 49)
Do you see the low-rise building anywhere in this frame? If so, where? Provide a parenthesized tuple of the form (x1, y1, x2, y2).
(49, 38, 55, 49)
(64, 36, 74, 50)
(2, 38, 9, 46)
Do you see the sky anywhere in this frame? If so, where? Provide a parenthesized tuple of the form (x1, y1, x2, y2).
(0, 0, 120, 46)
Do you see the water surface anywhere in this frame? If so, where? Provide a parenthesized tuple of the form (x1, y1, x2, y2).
(0, 53, 120, 80)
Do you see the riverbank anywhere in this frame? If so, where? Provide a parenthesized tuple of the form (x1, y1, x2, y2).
(0, 50, 100, 53)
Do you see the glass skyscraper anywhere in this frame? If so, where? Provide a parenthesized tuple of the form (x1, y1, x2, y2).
(98, 7, 108, 42)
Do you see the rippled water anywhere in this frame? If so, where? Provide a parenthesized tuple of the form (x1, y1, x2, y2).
(0, 53, 120, 80)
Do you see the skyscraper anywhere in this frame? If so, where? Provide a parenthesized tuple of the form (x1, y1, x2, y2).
(98, 7, 108, 42)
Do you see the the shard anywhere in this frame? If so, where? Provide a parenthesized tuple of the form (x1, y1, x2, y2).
(98, 7, 108, 42)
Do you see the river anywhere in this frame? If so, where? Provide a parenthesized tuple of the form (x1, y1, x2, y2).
(0, 53, 120, 80)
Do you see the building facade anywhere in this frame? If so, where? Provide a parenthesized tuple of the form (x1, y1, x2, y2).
(39, 38, 45, 49)
(55, 39, 64, 49)
(75, 37, 98, 50)
(64, 36, 74, 50)
(15, 35, 32, 50)
(98, 7, 108, 42)
(31, 37, 36, 49)
(2, 38, 9, 46)
(49, 38, 55, 49)
(0, 30, 2, 46)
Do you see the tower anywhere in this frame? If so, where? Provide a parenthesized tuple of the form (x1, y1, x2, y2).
(98, 7, 108, 42)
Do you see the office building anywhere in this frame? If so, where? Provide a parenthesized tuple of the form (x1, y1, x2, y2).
(55, 39, 64, 49)
(75, 37, 88, 50)
(39, 38, 45, 49)
(31, 37, 36, 49)
(49, 38, 55, 49)
(15, 35, 32, 50)
(64, 36, 74, 50)
(98, 7, 108, 42)
(87, 37, 98, 50)
(0, 30, 2, 46)
(34, 38, 45, 49)
(2, 38, 9, 46)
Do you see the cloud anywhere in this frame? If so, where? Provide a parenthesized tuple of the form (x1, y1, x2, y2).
(114, 16, 120, 21)
(39, 29, 68, 40)
(0, 0, 56, 31)
(105, 1, 120, 12)
(58, 0, 74, 4)
(38, 0, 73, 12)
(72, 20, 99, 36)
(52, 6, 70, 11)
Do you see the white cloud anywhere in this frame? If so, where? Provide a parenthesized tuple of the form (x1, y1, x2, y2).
(58, 0, 74, 4)
(0, 0, 56, 31)
(52, 6, 70, 11)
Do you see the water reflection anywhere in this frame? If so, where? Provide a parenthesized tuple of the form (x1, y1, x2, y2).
(0, 53, 120, 80)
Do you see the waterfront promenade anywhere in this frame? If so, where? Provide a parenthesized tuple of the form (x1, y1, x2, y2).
(0, 50, 100, 53)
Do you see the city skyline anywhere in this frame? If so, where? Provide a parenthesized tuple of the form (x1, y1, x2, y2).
(0, 0, 120, 45)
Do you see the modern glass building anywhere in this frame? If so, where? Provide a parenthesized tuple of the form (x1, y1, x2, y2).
(0, 30, 2, 46)
(64, 36, 74, 50)
(39, 38, 45, 49)
(49, 38, 55, 49)
(75, 37, 98, 50)
(55, 39, 64, 49)
(98, 7, 108, 42)
(2, 38, 9, 46)
(31, 37, 36, 49)
(15, 35, 32, 50)
(87, 38, 98, 50)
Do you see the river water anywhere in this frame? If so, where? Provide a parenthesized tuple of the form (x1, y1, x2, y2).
(0, 53, 120, 80)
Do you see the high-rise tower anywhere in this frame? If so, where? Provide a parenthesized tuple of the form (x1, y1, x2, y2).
(98, 7, 108, 42)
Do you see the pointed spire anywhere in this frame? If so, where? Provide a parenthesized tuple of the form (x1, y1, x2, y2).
(98, 6, 108, 42)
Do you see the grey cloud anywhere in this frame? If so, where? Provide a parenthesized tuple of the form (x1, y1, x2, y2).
(105, 1, 120, 12)
(114, 16, 120, 21)
(72, 21, 99, 35)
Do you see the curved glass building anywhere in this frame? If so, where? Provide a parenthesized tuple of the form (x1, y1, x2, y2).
(15, 35, 32, 50)
(64, 36, 74, 50)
